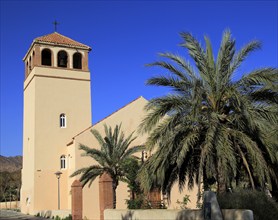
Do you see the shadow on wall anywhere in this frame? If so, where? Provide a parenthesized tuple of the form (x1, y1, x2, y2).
(38, 210, 52, 218)
(106, 208, 253, 220)
(37, 210, 71, 219)
(176, 209, 203, 220)
(121, 211, 138, 220)
(117, 210, 203, 220)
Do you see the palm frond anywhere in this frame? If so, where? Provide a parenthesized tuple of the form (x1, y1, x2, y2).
(230, 41, 261, 74)
(216, 29, 236, 89)
(139, 30, 278, 196)
(146, 75, 190, 94)
(180, 32, 211, 84)
(146, 60, 188, 82)
(158, 52, 197, 80)
(72, 124, 142, 191)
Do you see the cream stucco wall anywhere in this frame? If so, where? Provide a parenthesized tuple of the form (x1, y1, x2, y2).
(21, 45, 92, 215)
(68, 96, 198, 219)
(22, 66, 199, 217)
(21, 34, 200, 219)
(68, 97, 149, 220)
(21, 74, 36, 214)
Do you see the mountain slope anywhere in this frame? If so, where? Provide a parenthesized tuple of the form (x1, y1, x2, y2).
(0, 155, 22, 172)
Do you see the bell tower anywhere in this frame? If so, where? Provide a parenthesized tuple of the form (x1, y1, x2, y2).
(21, 32, 92, 214)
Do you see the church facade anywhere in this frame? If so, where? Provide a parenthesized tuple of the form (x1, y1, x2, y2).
(20, 32, 198, 219)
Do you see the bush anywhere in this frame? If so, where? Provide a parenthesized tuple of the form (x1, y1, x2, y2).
(63, 214, 72, 220)
(53, 215, 72, 220)
(126, 197, 144, 209)
(217, 189, 278, 220)
(176, 195, 191, 209)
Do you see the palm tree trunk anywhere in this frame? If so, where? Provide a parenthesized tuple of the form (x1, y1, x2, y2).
(217, 161, 227, 193)
(131, 191, 135, 200)
(236, 145, 255, 190)
(217, 174, 227, 193)
(112, 181, 117, 209)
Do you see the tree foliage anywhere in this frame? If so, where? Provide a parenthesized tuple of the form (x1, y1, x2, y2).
(139, 30, 278, 199)
(0, 171, 21, 203)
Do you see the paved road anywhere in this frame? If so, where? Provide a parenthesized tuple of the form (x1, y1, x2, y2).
(0, 210, 48, 220)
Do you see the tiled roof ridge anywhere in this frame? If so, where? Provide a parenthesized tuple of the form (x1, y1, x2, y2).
(34, 32, 55, 40)
(34, 32, 91, 49)
(69, 96, 147, 141)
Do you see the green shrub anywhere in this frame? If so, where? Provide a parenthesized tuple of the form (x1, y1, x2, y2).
(176, 195, 191, 209)
(126, 197, 144, 209)
(54, 216, 61, 220)
(63, 214, 72, 220)
(52, 215, 72, 220)
(217, 189, 278, 220)
(126, 196, 166, 209)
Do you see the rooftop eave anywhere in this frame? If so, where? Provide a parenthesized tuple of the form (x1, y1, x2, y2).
(23, 42, 35, 61)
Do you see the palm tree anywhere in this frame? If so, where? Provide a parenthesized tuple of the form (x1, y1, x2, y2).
(71, 124, 144, 208)
(139, 30, 278, 198)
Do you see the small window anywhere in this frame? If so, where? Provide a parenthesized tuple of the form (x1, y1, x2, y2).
(32, 51, 35, 66)
(60, 114, 66, 128)
(57, 50, 68, 68)
(60, 155, 66, 169)
(29, 57, 32, 70)
(26, 61, 29, 75)
(41, 49, 52, 66)
(73, 52, 82, 69)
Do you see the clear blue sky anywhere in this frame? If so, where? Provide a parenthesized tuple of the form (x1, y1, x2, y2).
(0, 0, 277, 156)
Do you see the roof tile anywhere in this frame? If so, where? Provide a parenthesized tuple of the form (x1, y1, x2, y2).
(34, 32, 91, 50)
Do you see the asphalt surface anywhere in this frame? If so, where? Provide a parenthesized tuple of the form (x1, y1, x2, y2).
(0, 210, 49, 220)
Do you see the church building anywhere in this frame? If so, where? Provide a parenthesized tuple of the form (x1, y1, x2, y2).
(20, 32, 198, 220)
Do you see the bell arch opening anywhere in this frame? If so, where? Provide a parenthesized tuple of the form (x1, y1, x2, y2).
(57, 50, 68, 68)
(73, 52, 82, 69)
(41, 49, 52, 66)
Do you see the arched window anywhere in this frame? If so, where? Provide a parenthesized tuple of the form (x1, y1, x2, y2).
(32, 51, 35, 66)
(26, 61, 29, 75)
(57, 50, 68, 68)
(60, 155, 66, 169)
(29, 56, 32, 70)
(41, 49, 52, 66)
(60, 114, 66, 128)
(73, 52, 82, 69)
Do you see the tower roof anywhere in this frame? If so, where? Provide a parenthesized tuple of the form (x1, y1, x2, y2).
(34, 32, 91, 50)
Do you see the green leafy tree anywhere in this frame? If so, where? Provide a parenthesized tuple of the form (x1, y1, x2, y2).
(123, 157, 148, 209)
(71, 124, 144, 208)
(139, 30, 278, 198)
(0, 171, 21, 204)
(122, 157, 142, 200)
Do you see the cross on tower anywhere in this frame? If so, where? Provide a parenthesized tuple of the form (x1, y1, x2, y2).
(53, 20, 59, 32)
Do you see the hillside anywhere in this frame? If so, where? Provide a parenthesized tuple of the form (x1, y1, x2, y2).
(0, 155, 22, 172)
